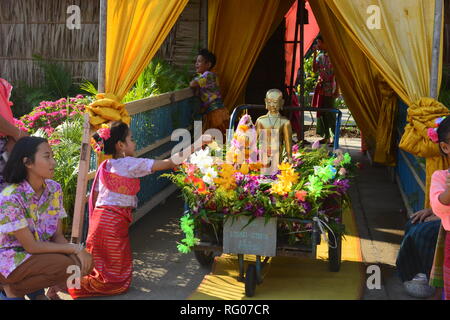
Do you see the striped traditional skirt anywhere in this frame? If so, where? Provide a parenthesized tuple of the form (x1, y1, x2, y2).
(444, 231, 450, 300)
(68, 206, 133, 299)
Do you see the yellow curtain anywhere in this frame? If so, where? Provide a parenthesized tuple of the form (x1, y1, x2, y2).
(208, 0, 294, 111)
(86, 0, 188, 130)
(324, 0, 446, 205)
(106, 0, 188, 101)
(308, 1, 392, 164)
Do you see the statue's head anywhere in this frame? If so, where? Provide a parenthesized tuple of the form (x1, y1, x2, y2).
(265, 89, 284, 112)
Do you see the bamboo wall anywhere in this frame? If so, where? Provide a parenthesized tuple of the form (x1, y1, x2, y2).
(445, 0, 450, 66)
(156, 0, 207, 70)
(0, 0, 205, 88)
(0, 0, 100, 87)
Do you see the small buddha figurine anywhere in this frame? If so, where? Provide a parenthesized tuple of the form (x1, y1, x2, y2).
(255, 89, 293, 167)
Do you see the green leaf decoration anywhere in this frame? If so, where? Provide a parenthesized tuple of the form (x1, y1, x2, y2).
(342, 153, 352, 165)
(177, 243, 191, 254)
(177, 214, 198, 254)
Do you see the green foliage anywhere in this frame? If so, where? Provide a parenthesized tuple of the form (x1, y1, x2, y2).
(41, 115, 84, 232)
(122, 58, 191, 103)
(10, 55, 85, 117)
(439, 64, 450, 108)
(80, 80, 99, 96)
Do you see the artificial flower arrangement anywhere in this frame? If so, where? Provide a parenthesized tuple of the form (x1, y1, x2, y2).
(163, 116, 355, 254)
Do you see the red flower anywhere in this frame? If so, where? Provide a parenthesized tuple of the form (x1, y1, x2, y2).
(295, 190, 308, 202)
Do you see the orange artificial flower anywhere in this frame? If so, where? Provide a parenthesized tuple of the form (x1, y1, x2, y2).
(295, 190, 308, 202)
(238, 124, 249, 132)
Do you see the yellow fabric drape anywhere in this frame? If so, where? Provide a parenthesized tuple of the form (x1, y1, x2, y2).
(373, 75, 398, 165)
(308, 1, 386, 161)
(106, 0, 188, 101)
(208, 0, 294, 111)
(327, 0, 443, 106)
(323, 0, 445, 205)
(399, 98, 450, 204)
(87, 0, 187, 129)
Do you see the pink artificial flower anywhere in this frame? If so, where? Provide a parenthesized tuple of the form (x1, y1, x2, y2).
(76, 94, 84, 99)
(292, 144, 299, 153)
(312, 140, 321, 149)
(97, 128, 111, 140)
(427, 128, 439, 143)
(49, 139, 61, 146)
(45, 127, 55, 136)
(186, 164, 196, 175)
(339, 168, 347, 176)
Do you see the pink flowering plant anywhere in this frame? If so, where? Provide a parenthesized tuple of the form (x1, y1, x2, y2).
(13, 95, 91, 135)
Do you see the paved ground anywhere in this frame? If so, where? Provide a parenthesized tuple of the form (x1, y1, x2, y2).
(60, 130, 423, 300)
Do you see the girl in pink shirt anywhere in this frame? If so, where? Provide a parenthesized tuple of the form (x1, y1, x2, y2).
(428, 115, 450, 299)
(69, 121, 210, 299)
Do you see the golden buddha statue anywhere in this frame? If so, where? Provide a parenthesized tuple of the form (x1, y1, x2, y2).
(255, 89, 293, 169)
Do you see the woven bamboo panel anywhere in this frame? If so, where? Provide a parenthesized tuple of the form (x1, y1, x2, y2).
(1, 0, 99, 86)
(1, 0, 205, 87)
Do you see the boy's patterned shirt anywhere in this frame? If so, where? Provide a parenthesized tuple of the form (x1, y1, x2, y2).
(194, 71, 225, 113)
(0, 179, 67, 278)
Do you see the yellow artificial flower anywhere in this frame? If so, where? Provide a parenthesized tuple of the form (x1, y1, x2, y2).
(278, 170, 300, 185)
(270, 181, 292, 196)
(47, 210, 58, 216)
(239, 163, 249, 175)
(278, 162, 293, 171)
(214, 164, 237, 190)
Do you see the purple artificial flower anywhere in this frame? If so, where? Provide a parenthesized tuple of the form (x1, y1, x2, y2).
(293, 158, 304, 167)
(333, 179, 350, 194)
(292, 144, 300, 153)
(254, 206, 264, 217)
(244, 203, 253, 212)
(243, 178, 260, 195)
(300, 201, 312, 213)
(234, 172, 245, 184)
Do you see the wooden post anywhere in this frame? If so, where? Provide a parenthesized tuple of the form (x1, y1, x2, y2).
(431, 0, 443, 99)
(202, 0, 208, 48)
(71, 0, 107, 242)
(98, 0, 107, 93)
(71, 113, 92, 242)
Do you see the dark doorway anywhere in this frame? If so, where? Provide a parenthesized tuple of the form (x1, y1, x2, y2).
(245, 20, 287, 122)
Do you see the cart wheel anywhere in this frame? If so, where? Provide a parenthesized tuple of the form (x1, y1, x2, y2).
(245, 264, 257, 297)
(194, 250, 214, 268)
(328, 232, 342, 272)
